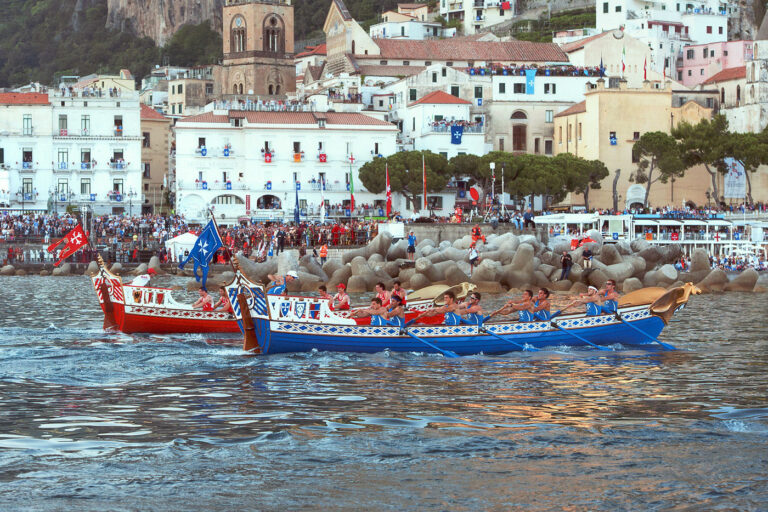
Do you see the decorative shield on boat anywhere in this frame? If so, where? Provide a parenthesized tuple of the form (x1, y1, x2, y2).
(295, 302, 307, 319)
(133, 289, 142, 303)
(156, 292, 164, 304)
(280, 302, 291, 317)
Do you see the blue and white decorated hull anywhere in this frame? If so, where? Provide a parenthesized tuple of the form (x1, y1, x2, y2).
(250, 308, 664, 355)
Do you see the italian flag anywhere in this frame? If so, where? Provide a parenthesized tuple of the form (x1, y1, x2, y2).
(621, 46, 626, 76)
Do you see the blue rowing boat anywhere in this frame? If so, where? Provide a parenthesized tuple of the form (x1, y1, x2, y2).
(224, 262, 700, 356)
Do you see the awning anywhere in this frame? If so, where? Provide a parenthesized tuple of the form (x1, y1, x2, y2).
(656, 219, 682, 226)
(632, 219, 659, 225)
(706, 220, 732, 226)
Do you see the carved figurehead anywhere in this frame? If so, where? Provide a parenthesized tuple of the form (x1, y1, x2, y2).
(648, 282, 702, 324)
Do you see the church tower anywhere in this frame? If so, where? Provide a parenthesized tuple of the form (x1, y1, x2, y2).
(221, 0, 295, 96)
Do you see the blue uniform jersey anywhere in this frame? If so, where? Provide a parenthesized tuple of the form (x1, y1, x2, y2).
(267, 276, 288, 295)
(386, 306, 405, 327)
(532, 299, 551, 321)
(370, 315, 387, 326)
(461, 312, 484, 325)
(585, 302, 602, 316)
(518, 310, 534, 322)
(444, 312, 462, 325)
(600, 292, 618, 314)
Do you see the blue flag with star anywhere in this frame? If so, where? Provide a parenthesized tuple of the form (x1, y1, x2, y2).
(178, 220, 222, 290)
(525, 69, 536, 95)
(450, 125, 463, 145)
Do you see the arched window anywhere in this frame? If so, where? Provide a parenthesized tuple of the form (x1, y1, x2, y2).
(275, 85, 281, 95)
(263, 16, 284, 53)
(269, 84, 274, 95)
(736, 85, 741, 103)
(231, 17, 246, 53)
(511, 111, 528, 120)
(233, 84, 239, 94)
(239, 83, 244, 95)
(750, 85, 755, 100)
(511, 111, 527, 152)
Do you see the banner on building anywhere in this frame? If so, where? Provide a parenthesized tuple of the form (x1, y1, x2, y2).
(723, 157, 746, 199)
(525, 69, 536, 95)
(450, 125, 463, 145)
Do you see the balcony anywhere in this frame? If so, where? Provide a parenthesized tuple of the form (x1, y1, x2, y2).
(109, 161, 128, 171)
(59, 129, 69, 136)
(80, 161, 94, 171)
(55, 162, 69, 172)
(180, 180, 248, 191)
(221, 146, 234, 157)
(426, 122, 484, 134)
(293, 152, 305, 162)
(114, 127, 123, 137)
(20, 162, 34, 172)
(195, 146, 209, 157)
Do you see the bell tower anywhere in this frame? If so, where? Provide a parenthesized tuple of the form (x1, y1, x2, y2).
(222, 0, 295, 96)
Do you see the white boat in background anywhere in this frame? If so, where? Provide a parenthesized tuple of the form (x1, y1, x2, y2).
(534, 213, 768, 256)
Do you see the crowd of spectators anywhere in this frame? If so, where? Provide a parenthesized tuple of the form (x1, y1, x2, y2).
(466, 64, 605, 77)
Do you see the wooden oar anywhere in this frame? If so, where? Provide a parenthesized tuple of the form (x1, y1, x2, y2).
(479, 327, 538, 352)
(550, 321, 611, 351)
(614, 313, 676, 350)
(401, 329, 459, 358)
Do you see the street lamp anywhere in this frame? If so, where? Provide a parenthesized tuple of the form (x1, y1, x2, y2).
(126, 188, 138, 216)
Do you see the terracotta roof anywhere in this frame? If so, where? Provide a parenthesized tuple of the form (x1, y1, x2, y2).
(553, 100, 586, 118)
(179, 111, 396, 128)
(307, 63, 326, 81)
(0, 92, 50, 105)
(371, 39, 568, 62)
(295, 43, 327, 58)
(703, 65, 746, 84)
(140, 103, 167, 121)
(359, 64, 425, 77)
(561, 31, 610, 53)
(408, 90, 472, 107)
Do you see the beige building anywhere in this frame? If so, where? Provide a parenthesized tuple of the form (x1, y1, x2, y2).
(221, 0, 296, 96)
(167, 77, 216, 117)
(554, 79, 719, 210)
(140, 104, 172, 214)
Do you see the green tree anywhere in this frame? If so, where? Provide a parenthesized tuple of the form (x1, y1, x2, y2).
(671, 115, 731, 207)
(631, 131, 685, 207)
(358, 151, 451, 213)
(448, 153, 489, 205)
(552, 154, 609, 211)
(163, 21, 223, 67)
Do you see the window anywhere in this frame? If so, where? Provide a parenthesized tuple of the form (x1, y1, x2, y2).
(374, 142, 379, 154)
(686, 49, 694, 59)
(706, 97, 713, 108)
(450, 85, 459, 97)
(57, 179, 68, 195)
(114, 115, 123, 135)
(80, 178, 91, 195)
(633, 131, 640, 140)
(700, 69, 704, 75)
(567, 124, 572, 142)
(57, 149, 68, 167)
(143, 163, 151, 179)
(718, 26, 723, 34)
(544, 83, 556, 94)
(427, 196, 443, 209)
(724, 50, 728, 56)
(737, 85, 741, 103)
(425, 61, 432, 66)
(206, 83, 214, 95)
(603, 2, 608, 13)
(409, 88, 417, 101)
(534, 138, 540, 154)
(512, 125, 526, 152)
(442, 67, 447, 77)
(474, 86, 483, 99)
(403, 61, 410, 66)
(380, 60, 388, 65)
(293, 141, 301, 153)
(198, 137, 206, 149)
(615, 5, 621, 11)
(513, 83, 525, 94)
(81, 149, 91, 163)
(171, 104, 175, 115)
(171, 85, 175, 94)
(178, 84, 183, 94)
(710, 51, 715, 58)
(401, 26, 406, 36)
(81, 115, 90, 135)
(23, 115, 32, 135)
(22, 148, 33, 163)
(22, 178, 33, 195)
(545, 110, 553, 123)
(432, 72, 438, 83)
(113, 179, 124, 194)
(688, 70, 692, 76)
(558, 126, 562, 144)
(143, 132, 150, 148)
(0, 148, 3, 164)
(499, 82, 506, 94)
(703, 48, 708, 58)
(446, 61, 453, 66)
(706, 26, 712, 34)
(545, 140, 553, 155)
(58, 115, 67, 132)
(499, 138, 504, 151)
(578, 123, 583, 140)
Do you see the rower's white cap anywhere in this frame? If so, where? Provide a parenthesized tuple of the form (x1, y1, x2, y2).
(287, 271, 299, 279)
(588, 286, 598, 293)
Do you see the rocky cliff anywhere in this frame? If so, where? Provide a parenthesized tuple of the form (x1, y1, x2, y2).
(106, 0, 223, 45)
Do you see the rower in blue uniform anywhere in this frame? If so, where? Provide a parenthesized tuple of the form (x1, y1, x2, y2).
(350, 297, 389, 326)
(599, 279, 620, 314)
(563, 286, 603, 316)
(412, 291, 464, 325)
(266, 270, 299, 295)
(531, 287, 556, 321)
(384, 295, 406, 327)
(488, 289, 535, 322)
(457, 292, 484, 325)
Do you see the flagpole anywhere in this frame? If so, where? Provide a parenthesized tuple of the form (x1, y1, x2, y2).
(422, 153, 427, 212)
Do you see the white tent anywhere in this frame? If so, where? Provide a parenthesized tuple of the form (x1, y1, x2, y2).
(165, 232, 198, 263)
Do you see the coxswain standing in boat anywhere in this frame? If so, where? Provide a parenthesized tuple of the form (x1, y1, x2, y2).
(412, 291, 464, 325)
(266, 270, 299, 295)
(192, 288, 214, 311)
(375, 282, 391, 307)
(213, 287, 234, 314)
(333, 283, 351, 310)
(350, 297, 389, 326)
(131, 267, 157, 286)
(487, 289, 535, 322)
(391, 280, 407, 305)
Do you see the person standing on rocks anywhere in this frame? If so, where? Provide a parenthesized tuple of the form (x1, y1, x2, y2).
(319, 243, 328, 266)
(582, 247, 593, 269)
(468, 243, 479, 277)
(559, 251, 573, 281)
(407, 231, 416, 261)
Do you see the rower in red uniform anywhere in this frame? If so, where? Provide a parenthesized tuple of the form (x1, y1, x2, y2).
(390, 280, 407, 306)
(333, 283, 351, 310)
(374, 282, 390, 307)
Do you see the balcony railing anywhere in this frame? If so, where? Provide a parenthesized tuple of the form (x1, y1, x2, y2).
(180, 181, 249, 191)
(80, 162, 94, 170)
(21, 162, 34, 170)
(426, 123, 484, 134)
(56, 162, 69, 170)
(109, 162, 127, 170)
(114, 128, 123, 137)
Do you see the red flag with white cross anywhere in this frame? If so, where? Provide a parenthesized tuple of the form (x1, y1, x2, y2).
(47, 224, 89, 266)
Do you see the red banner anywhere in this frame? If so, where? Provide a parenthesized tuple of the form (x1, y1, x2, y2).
(245, 194, 251, 215)
(47, 224, 88, 266)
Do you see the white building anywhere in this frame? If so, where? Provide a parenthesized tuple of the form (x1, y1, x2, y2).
(369, 18, 455, 40)
(0, 90, 142, 214)
(174, 110, 400, 223)
(438, 0, 515, 35)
